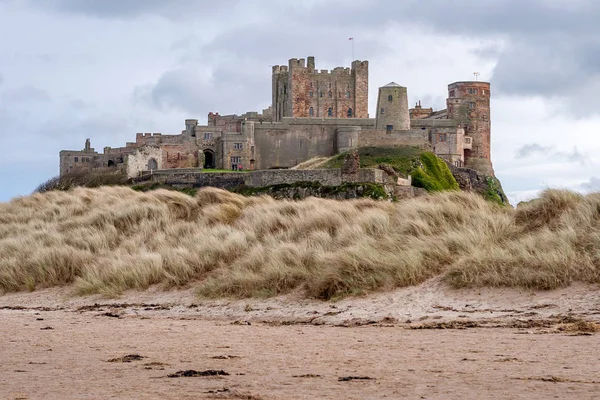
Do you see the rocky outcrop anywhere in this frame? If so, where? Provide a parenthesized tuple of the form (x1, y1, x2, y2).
(448, 164, 508, 206)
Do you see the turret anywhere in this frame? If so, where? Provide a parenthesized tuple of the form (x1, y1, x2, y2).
(375, 82, 410, 131)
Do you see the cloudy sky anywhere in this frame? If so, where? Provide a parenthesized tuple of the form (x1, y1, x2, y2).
(1, 0, 599, 204)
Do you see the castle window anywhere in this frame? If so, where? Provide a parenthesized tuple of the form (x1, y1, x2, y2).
(74, 157, 78, 162)
(230, 156, 242, 163)
(329, 83, 332, 89)
(328, 91, 332, 98)
(386, 125, 393, 132)
(468, 88, 478, 95)
(234, 143, 243, 150)
(346, 91, 351, 98)
(310, 82, 313, 88)
(347, 108, 353, 117)
(327, 107, 333, 117)
(309, 107, 314, 117)
(438, 134, 447, 142)
(319, 91, 323, 98)
(469, 102, 475, 110)
(309, 91, 313, 97)
(283, 84, 287, 94)
(388, 95, 393, 102)
(380, 108, 385, 114)
(204, 132, 213, 140)
(449, 90, 455, 97)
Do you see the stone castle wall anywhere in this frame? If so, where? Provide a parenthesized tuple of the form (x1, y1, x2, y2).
(141, 168, 384, 191)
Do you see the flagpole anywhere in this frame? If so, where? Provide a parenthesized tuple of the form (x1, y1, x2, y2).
(349, 37, 355, 62)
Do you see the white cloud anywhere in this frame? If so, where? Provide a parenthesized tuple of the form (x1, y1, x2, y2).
(2, 0, 600, 202)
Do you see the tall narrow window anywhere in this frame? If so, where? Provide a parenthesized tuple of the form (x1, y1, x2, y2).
(309, 91, 313, 97)
(388, 95, 393, 102)
(328, 90, 332, 98)
(469, 102, 475, 110)
(381, 108, 385, 114)
(319, 91, 323, 98)
(283, 84, 287, 94)
(347, 108, 353, 117)
(327, 107, 333, 117)
(346, 91, 351, 98)
(309, 107, 314, 117)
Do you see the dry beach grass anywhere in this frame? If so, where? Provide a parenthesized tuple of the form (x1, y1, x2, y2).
(1, 186, 599, 299)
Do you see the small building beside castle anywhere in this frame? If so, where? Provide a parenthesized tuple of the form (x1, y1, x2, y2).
(59, 56, 494, 179)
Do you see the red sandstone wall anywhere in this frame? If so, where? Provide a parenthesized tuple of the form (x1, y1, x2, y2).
(161, 144, 198, 169)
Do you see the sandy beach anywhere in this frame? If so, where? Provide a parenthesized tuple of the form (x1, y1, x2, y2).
(2, 279, 600, 399)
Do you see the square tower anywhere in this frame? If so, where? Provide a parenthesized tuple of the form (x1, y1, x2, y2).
(271, 56, 369, 121)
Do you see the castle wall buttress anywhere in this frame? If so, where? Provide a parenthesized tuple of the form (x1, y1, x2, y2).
(352, 60, 369, 118)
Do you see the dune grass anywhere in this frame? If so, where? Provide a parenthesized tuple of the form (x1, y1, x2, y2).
(1, 187, 599, 299)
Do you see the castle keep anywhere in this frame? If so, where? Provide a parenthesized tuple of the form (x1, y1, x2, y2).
(59, 57, 494, 178)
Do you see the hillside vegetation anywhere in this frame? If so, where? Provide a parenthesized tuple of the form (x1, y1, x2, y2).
(324, 147, 459, 193)
(1, 187, 599, 299)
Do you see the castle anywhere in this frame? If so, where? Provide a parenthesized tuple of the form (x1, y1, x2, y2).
(59, 56, 493, 179)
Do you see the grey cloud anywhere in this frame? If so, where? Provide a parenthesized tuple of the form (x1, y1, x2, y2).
(3, 86, 51, 103)
(515, 143, 552, 159)
(555, 147, 590, 165)
(144, 62, 268, 116)
(580, 177, 600, 191)
(470, 44, 503, 61)
(516, 143, 589, 165)
(32, 0, 243, 20)
(29, 0, 600, 115)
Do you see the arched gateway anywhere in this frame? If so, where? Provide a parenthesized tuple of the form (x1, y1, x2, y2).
(203, 150, 215, 169)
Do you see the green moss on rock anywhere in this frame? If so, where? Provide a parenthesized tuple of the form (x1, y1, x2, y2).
(411, 152, 459, 192)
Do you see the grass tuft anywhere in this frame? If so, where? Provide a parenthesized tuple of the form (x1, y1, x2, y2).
(1, 187, 600, 299)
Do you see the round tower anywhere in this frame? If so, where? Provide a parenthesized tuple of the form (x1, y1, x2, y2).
(446, 81, 493, 174)
(375, 82, 410, 131)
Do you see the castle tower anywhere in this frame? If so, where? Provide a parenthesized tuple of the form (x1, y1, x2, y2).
(271, 57, 369, 121)
(446, 81, 493, 175)
(375, 82, 410, 131)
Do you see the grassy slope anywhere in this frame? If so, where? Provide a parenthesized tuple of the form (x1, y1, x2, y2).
(1, 187, 599, 300)
(324, 146, 423, 176)
(325, 146, 459, 193)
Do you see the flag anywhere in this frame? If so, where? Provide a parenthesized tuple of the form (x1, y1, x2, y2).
(349, 37, 354, 40)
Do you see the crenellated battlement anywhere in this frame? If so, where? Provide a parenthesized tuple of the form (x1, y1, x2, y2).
(272, 59, 364, 76)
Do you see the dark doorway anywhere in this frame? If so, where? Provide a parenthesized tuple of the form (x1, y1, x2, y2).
(147, 158, 158, 170)
(203, 150, 215, 169)
(464, 149, 472, 161)
(107, 160, 115, 167)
